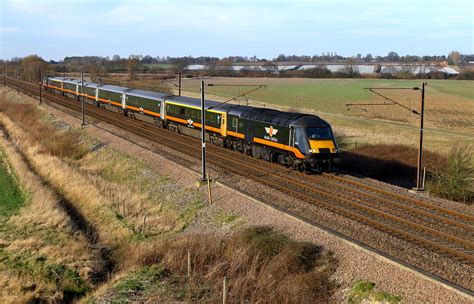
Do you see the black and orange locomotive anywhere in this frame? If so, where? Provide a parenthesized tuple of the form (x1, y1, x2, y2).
(43, 77, 340, 171)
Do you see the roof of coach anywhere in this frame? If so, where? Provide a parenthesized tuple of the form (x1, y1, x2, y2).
(47, 77, 69, 82)
(240, 108, 307, 126)
(165, 95, 235, 112)
(62, 78, 82, 85)
(126, 89, 170, 101)
(98, 84, 130, 93)
(79, 81, 102, 88)
(291, 115, 330, 128)
(227, 104, 255, 116)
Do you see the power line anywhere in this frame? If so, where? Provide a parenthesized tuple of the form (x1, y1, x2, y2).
(205, 84, 267, 110)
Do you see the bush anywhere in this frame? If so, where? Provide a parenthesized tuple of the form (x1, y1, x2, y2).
(302, 67, 332, 78)
(377, 72, 397, 79)
(121, 227, 338, 303)
(332, 130, 351, 150)
(427, 144, 474, 204)
(457, 70, 474, 80)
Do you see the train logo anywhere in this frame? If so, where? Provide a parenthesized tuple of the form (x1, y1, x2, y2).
(187, 118, 194, 127)
(265, 126, 278, 137)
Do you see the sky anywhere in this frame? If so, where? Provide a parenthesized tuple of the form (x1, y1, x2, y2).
(0, 0, 473, 61)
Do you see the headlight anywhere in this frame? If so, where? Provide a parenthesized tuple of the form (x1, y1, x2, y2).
(331, 148, 337, 153)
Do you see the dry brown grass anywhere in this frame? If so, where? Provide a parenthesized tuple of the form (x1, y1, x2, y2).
(101, 226, 337, 303)
(0, 92, 87, 159)
(0, 128, 98, 302)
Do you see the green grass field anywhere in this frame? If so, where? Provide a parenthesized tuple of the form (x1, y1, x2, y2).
(0, 154, 24, 220)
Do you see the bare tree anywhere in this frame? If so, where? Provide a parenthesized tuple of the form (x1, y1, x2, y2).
(172, 57, 189, 74)
(262, 61, 278, 75)
(127, 55, 140, 81)
(447, 51, 461, 66)
(19, 55, 50, 82)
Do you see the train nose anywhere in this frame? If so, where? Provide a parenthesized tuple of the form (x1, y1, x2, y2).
(309, 140, 337, 154)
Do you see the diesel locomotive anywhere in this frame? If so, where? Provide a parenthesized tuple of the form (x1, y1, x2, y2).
(43, 76, 340, 171)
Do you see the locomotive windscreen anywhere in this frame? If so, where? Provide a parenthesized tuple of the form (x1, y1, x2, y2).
(306, 127, 332, 140)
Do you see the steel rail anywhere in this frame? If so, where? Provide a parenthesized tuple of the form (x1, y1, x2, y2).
(322, 173, 474, 222)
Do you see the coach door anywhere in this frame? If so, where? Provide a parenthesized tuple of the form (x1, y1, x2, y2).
(289, 127, 295, 147)
(220, 112, 227, 136)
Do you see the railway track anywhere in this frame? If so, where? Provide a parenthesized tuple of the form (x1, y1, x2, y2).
(3, 77, 473, 268)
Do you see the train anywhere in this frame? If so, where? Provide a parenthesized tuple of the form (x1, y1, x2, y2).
(43, 76, 341, 171)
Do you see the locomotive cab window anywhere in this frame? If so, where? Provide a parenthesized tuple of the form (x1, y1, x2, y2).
(306, 127, 332, 140)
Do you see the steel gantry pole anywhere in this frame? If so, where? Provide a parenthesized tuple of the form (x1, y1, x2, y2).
(81, 69, 86, 126)
(39, 66, 42, 104)
(178, 73, 182, 96)
(201, 80, 207, 181)
(16, 66, 19, 93)
(416, 82, 426, 190)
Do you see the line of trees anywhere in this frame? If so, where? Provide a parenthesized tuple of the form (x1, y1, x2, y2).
(11, 51, 470, 67)
(2, 52, 474, 81)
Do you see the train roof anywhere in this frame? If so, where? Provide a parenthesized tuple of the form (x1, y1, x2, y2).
(240, 108, 307, 126)
(126, 89, 170, 101)
(98, 84, 130, 93)
(239, 107, 329, 127)
(165, 95, 236, 112)
(227, 104, 255, 116)
(79, 81, 102, 88)
(47, 76, 69, 82)
(62, 78, 82, 85)
(292, 115, 330, 128)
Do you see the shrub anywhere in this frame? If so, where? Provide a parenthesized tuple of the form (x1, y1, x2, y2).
(427, 144, 474, 204)
(121, 227, 338, 303)
(332, 130, 351, 151)
(457, 70, 474, 80)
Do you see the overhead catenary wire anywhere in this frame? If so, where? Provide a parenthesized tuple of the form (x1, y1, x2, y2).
(206, 85, 267, 110)
(346, 87, 421, 115)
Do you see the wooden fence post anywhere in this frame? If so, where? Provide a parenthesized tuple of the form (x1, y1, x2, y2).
(222, 276, 227, 304)
(187, 249, 191, 278)
(207, 173, 213, 204)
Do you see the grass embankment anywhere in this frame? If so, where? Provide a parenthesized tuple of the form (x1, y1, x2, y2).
(0, 123, 98, 302)
(0, 89, 339, 301)
(90, 227, 337, 303)
(0, 91, 205, 301)
(0, 152, 24, 218)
